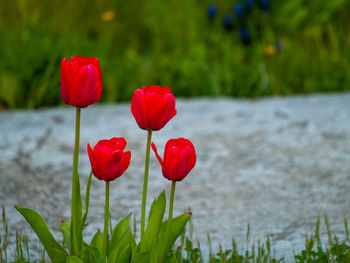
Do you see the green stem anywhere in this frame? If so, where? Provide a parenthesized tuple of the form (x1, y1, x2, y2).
(71, 107, 81, 255)
(141, 129, 152, 239)
(102, 181, 110, 263)
(163, 181, 176, 262)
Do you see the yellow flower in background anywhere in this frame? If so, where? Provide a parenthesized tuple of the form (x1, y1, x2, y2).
(101, 10, 115, 22)
(264, 45, 277, 56)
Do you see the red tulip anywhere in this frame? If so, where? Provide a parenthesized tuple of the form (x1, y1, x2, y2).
(61, 56, 103, 108)
(131, 85, 177, 131)
(87, 137, 131, 181)
(151, 138, 196, 181)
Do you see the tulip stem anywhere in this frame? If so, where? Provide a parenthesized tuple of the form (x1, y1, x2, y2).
(163, 181, 176, 262)
(71, 107, 81, 255)
(102, 181, 110, 263)
(141, 129, 152, 239)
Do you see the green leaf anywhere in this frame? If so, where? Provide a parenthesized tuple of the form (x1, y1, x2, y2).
(79, 245, 102, 263)
(16, 206, 67, 263)
(116, 244, 132, 263)
(174, 246, 182, 262)
(108, 215, 136, 263)
(132, 249, 152, 263)
(149, 235, 163, 263)
(160, 213, 191, 249)
(107, 232, 128, 263)
(66, 255, 83, 263)
(91, 231, 104, 256)
(140, 191, 166, 251)
(151, 213, 191, 262)
(60, 221, 72, 254)
(169, 254, 180, 263)
(107, 247, 119, 263)
(110, 214, 132, 249)
(80, 171, 93, 234)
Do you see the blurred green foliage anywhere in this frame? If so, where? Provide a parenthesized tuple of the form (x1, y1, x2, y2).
(0, 0, 349, 108)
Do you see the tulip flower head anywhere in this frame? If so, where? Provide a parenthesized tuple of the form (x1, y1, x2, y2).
(152, 138, 196, 182)
(131, 85, 177, 131)
(61, 56, 103, 108)
(87, 137, 131, 181)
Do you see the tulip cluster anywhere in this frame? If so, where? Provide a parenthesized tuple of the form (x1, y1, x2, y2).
(17, 55, 197, 263)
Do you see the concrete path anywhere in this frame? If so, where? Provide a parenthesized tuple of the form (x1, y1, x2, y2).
(1, 93, 350, 261)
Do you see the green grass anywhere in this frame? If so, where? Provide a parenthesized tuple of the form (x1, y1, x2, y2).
(176, 216, 350, 262)
(0, 207, 46, 263)
(0, 0, 349, 109)
(2, 207, 350, 262)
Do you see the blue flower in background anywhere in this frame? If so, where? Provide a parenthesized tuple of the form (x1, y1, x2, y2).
(207, 4, 217, 22)
(234, 3, 244, 19)
(259, 0, 270, 11)
(244, 0, 254, 13)
(240, 27, 251, 45)
(275, 40, 284, 52)
(222, 14, 233, 31)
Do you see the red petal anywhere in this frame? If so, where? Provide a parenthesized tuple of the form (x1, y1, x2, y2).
(71, 56, 100, 69)
(168, 158, 187, 181)
(151, 93, 176, 130)
(105, 150, 123, 181)
(180, 146, 196, 175)
(131, 89, 148, 130)
(94, 141, 114, 164)
(61, 58, 79, 105)
(70, 65, 98, 107)
(89, 57, 102, 81)
(142, 86, 172, 96)
(164, 139, 180, 164)
(142, 89, 176, 130)
(151, 142, 166, 173)
(120, 151, 131, 176)
(87, 143, 100, 178)
(109, 137, 127, 151)
(92, 81, 103, 104)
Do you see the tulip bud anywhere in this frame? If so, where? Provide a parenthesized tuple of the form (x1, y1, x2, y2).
(61, 56, 103, 108)
(151, 138, 196, 182)
(87, 137, 131, 181)
(131, 85, 177, 131)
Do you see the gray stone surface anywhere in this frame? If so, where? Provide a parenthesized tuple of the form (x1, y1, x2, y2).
(1, 93, 350, 261)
